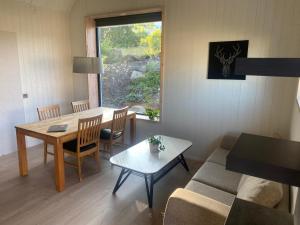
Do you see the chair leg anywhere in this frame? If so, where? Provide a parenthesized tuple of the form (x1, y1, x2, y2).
(122, 135, 125, 145)
(77, 158, 83, 182)
(108, 143, 113, 156)
(44, 142, 48, 164)
(95, 150, 100, 171)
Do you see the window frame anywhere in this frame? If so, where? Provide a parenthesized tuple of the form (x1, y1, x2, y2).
(85, 8, 164, 122)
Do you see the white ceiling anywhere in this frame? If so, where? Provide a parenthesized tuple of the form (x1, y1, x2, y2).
(14, 0, 77, 12)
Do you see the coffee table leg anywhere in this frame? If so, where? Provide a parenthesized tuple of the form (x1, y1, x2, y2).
(144, 174, 154, 208)
(113, 168, 131, 194)
(179, 154, 190, 172)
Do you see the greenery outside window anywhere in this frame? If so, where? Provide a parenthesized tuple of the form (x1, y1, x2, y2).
(96, 12, 162, 120)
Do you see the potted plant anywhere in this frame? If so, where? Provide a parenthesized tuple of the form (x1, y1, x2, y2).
(148, 136, 165, 152)
(145, 108, 160, 121)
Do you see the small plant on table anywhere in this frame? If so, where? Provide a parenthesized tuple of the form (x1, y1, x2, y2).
(145, 108, 160, 121)
(148, 135, 165, 152)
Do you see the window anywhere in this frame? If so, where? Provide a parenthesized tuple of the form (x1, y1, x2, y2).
(96, 12, 162, 118)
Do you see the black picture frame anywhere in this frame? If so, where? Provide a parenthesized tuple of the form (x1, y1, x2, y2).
(208, 40, 249, 80)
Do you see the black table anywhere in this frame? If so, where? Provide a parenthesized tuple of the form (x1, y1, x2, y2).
(226, 133, 300, 187)
(225, 198, 293, 225)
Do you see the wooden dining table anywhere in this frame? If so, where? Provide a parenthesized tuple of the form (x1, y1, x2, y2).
(15, 107, 136, 192)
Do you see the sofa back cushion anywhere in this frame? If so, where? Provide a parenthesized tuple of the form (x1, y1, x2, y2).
(275, 184, 290, 212)
(237, 175, 283, 208)
(220, 133, 240, 150)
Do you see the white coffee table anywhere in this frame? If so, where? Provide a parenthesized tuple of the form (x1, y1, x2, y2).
(110, 135, 192, 208)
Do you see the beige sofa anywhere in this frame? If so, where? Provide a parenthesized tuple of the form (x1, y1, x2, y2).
(163, 134, 290, 225)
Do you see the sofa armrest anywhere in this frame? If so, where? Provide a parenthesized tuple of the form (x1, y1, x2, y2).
(163, 188, 230, 225)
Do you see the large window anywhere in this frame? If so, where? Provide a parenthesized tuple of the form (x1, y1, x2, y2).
(96, 12, 162, 116)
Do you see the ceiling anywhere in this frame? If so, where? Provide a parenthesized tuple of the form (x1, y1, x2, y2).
(14, 0, 77, 12)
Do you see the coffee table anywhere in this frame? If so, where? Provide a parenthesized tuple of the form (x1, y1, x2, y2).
(110, 135, 192, 208)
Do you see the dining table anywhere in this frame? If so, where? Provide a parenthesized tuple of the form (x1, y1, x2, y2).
(15, 107, 136, 192)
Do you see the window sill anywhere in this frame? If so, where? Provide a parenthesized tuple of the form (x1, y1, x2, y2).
(136, 114, 160, 123)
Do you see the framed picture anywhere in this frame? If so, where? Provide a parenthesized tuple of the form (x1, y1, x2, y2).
(208, 40, 249, 80)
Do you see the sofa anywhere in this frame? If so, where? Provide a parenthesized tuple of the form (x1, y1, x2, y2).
(163, 134, 290, 225)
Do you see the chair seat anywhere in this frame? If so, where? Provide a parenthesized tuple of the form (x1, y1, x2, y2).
(63, 139, 97, 152)
(100, 129, 122, 140)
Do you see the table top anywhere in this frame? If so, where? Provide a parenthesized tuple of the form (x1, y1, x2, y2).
(226, 133, 300, 186)
(225, 198, 293, 225)
(110, 135, 192, 174)
(15, 107, 135, 139)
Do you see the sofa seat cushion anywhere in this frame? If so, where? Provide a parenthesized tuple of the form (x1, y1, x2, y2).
(185, 180, 235, 206)
(206, 148, 229, 166)
(192, 162, 242, 194)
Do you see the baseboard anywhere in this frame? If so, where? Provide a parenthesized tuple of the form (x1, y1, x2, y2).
(0, 138, 43, 158)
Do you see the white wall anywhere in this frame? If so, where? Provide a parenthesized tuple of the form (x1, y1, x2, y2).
(290, 101, 300, 141)
(0, 0, 73, 151)
(289, 0, 300, 143)
(0, 31, 25, 156)
(71, 0, 299, 160)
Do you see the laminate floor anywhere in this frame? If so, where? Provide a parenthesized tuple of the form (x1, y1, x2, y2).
(0, 145, 201, 225)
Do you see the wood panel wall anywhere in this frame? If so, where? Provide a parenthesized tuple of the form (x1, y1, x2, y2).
(0, 31, 25, 155)
(162, 0, 299, 159)
(0, 0, 73, 149)
(85, 17, 99, 108)
(71, 0, 299, 160)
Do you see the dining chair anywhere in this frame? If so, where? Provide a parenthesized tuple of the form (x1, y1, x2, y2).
(71, 100, 90, 113)
(100, 106, 128, 156)
(63, 114, 102, 182)
(37, 104, 61, 164)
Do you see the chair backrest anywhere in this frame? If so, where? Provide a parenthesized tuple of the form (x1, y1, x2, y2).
(37, 104, 61, 121)
(71, 100, 90, 113)
(77, 114, 102, 152)
(112, 107, 128, 135)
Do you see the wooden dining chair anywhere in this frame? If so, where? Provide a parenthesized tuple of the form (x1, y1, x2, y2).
(37, 104, 61, 164)
(37, 104, 61, 121)
(63, 115, 102, 181)
(71, 100, 90, 113)
(100, 106, 128, 156)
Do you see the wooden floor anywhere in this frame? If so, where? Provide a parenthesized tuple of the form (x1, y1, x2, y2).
(0, 145, 201, 225)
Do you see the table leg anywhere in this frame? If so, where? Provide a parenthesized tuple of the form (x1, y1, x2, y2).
(144, 174, 154, 208)
(16, 128, 28, 176)
(179, 154, 189, 172)
(113, 168, 132, 194)
(130, 114, 136, 145)
(54, 139, 65, 192)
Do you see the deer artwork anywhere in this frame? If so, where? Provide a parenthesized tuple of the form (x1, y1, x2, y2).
(214, 44, 241, 77)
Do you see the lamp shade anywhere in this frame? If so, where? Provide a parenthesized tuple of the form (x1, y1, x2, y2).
(73, 57, 101, 74)
(234, 58, 300, 77)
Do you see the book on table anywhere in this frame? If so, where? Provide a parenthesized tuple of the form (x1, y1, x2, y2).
(47, 124, 68, 133)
